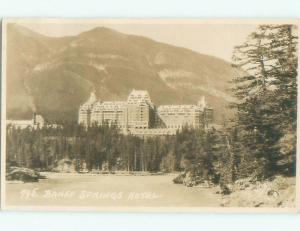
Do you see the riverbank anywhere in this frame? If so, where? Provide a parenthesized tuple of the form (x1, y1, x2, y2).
(6, 166, 179, 183)
(43, 170, 175, 176)
(6, 171, 295, 208)
(220, 175, 296, 207)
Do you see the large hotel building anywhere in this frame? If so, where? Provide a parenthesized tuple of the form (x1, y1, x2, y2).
(78, 90, 213, 136)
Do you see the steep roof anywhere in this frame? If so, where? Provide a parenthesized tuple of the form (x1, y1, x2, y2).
(127, 89, 152, 106)
(80, 92, 97, 110)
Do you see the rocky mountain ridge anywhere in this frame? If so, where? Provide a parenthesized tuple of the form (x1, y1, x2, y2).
(6, 24, 242, 123)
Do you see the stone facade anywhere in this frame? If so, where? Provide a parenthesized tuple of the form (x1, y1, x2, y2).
(78, 92, 97, 126)
(157, 96, 213, 129)
(78, 90, 213, 135)
(79, 90, 156, 129)
(91, 101, 128, 128)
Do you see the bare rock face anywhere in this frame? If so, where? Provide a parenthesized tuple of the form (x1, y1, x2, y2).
(234, 177, 253, 190)
(173, 173, 186, 184)
(221, 176, 296, 207)
(220, 184, 233, 195)
(53, 158, 76, 173)
(173, 172, 214, 188)
(6, 167, 46, 182)
(53, 158, 88, 173)
(183, 172, 194, 187)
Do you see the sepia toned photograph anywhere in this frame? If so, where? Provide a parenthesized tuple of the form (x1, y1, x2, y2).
(1, 19, 298, 211)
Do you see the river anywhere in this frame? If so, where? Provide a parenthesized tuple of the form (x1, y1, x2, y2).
(5, 173, 221, 209)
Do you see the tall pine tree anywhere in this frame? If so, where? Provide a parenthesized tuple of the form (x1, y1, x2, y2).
(232, 24, 298, 178)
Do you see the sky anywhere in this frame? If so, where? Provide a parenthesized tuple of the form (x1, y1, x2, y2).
(18, 20, 258, 62)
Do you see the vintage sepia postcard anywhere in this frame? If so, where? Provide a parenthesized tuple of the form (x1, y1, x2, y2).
(1, 19, 299, 212)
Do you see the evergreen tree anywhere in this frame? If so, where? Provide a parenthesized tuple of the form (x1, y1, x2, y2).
(232, 24, 298, 178)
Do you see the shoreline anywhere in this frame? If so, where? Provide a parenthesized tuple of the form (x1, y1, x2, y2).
(40, 171, 180, 177)
(7, 170, 181, 179)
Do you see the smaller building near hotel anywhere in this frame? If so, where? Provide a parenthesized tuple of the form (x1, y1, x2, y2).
(7, 113, 45, 129)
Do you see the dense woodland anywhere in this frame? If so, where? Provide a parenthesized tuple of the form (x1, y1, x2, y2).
(6, 124, 224, 177)
(6, 24, 297, 186)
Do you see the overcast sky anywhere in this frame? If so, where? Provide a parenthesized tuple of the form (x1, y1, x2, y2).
(18, 21, 258, 62)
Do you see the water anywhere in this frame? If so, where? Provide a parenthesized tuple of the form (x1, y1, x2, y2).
(5, 173, 221, 208)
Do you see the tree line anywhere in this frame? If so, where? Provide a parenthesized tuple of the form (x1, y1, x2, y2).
(6, 124, 225, 178)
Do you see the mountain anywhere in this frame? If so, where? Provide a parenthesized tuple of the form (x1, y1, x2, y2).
(6, 23, 242, 123)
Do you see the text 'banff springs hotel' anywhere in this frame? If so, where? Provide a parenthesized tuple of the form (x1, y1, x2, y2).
(79, 90, 213, 137)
